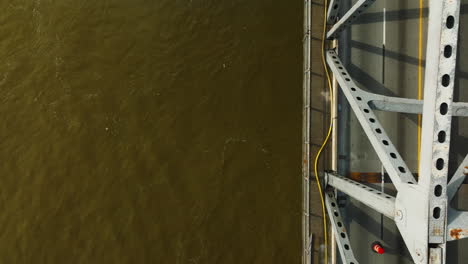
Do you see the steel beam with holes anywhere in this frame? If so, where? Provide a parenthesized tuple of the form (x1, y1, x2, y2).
(319, 0, 468, 263)
(327, 0, 377, 39)
(325, 190, 359, 264)
(326, 51, 416, 190)
(417, 0, 461, 262)
(327, 0, 341, 24)
(326, 172, 395, 218)
(363, 93, 468, 117)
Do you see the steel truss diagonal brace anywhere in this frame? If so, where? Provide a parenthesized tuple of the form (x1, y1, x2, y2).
(326, 51, 416, 190)
(447, 209, 468, 241)
(327, 0, 376, 39)
(325, 191, 359, 264)
(446, 155, 468, 242)
(447, 154, 468, 201)
(326, 173, 395, 218)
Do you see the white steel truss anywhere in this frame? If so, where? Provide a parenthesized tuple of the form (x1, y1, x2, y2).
(303, 0, 468, 263)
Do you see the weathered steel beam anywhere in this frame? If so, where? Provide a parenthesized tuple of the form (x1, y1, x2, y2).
(418, 1, 461, 260)
(447, 209, 468, 241)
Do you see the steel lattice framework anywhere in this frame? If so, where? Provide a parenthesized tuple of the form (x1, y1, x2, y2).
(303, 0, 468, 263)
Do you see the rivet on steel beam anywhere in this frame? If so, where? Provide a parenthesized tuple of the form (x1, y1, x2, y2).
(415, 248, 424, 262)
(396, 210, 404, 221)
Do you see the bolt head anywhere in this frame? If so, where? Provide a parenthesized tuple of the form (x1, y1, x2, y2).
(416, 248, 424, 261)
(396, 210, 403, 221)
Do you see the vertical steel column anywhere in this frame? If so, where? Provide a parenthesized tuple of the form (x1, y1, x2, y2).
(418, 0, 461, 262)
(302, 0, 312, 263)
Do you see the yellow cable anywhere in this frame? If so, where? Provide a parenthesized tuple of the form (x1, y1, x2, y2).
(417, 0, 423, 173)
(313, 0, 334, 263)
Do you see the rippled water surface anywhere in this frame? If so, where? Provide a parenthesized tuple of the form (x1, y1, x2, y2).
(0, 1, 302, 263)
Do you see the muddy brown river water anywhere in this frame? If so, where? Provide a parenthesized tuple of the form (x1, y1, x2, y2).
(0, 1, 302, 263)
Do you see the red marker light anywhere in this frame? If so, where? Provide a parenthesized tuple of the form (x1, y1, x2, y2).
(371, 241, 385, 254)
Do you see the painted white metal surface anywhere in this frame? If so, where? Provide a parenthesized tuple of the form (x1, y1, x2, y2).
(325, 190, 359, 264)
(326, 173, 395, 218)
(326, 50, 416, 190)
(318, 0, 468, 263)
(327, 0, 377, 39)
